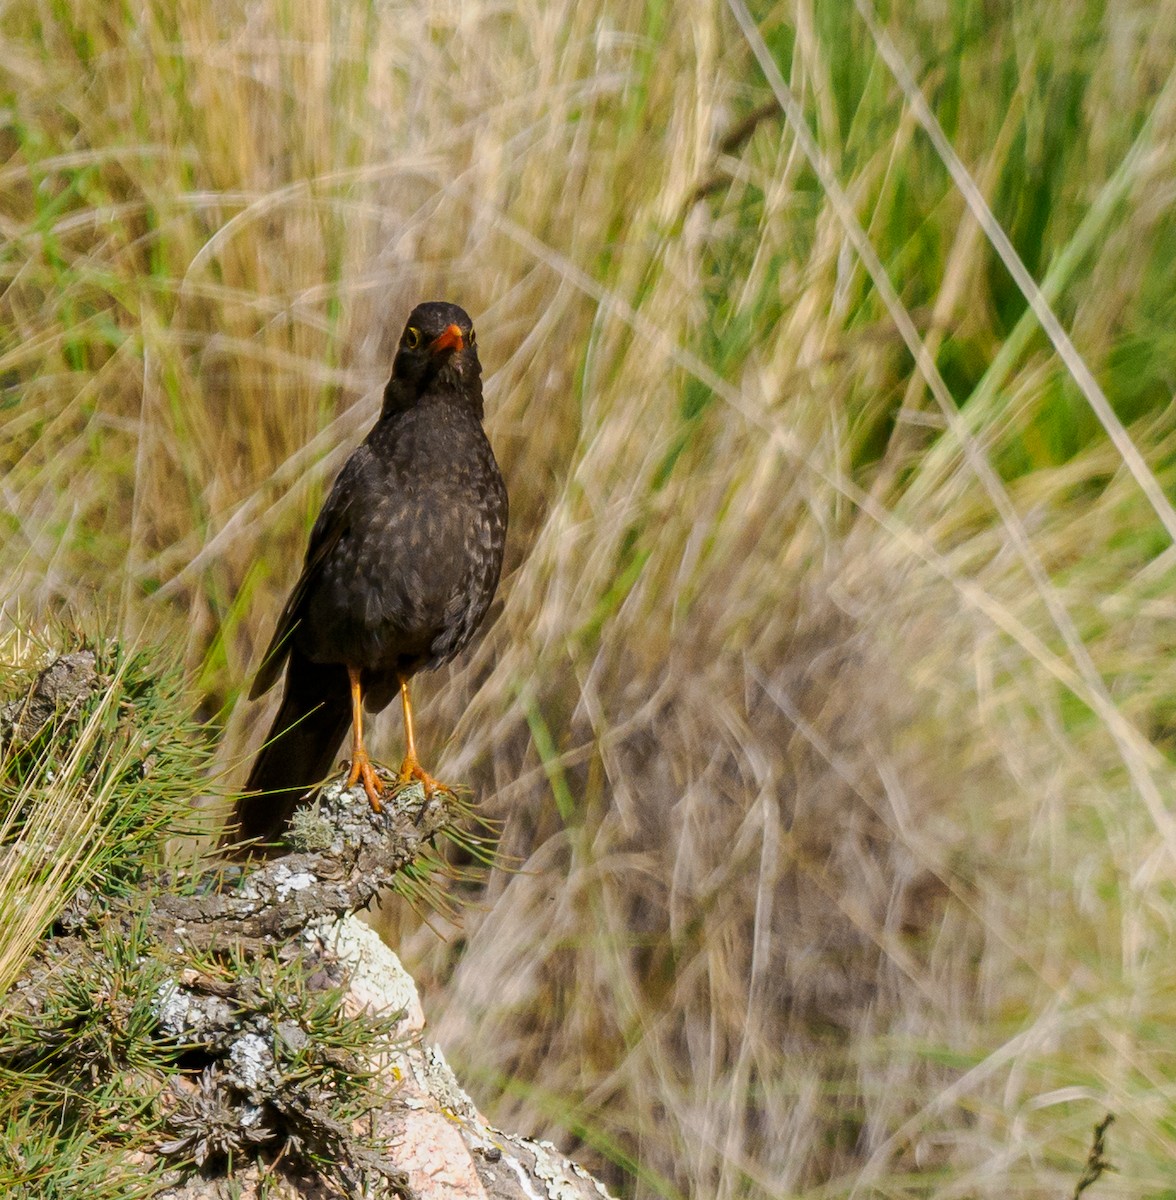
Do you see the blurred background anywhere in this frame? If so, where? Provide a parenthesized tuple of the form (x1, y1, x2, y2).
(3, 0, 1176, 1195)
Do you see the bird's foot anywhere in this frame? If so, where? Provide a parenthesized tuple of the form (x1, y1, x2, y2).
(345, 749, 385, 813)
(395, 751, 449, 799)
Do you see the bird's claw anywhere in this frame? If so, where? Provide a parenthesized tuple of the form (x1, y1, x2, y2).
(395, 752, 447, 799)
(345, 751, 385, 813)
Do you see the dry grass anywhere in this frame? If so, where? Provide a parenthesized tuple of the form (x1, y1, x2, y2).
(3, 0, 1176, 1195)
(0, 629, 213, 1002)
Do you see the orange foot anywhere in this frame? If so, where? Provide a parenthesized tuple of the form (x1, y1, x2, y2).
(395, 751, 449, 799)
(345, 747, 384, 813)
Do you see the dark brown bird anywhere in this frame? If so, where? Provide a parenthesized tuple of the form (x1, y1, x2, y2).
(230, 301, 508, 847)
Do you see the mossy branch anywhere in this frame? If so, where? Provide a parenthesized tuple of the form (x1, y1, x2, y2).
(0, 643, 610, 1200)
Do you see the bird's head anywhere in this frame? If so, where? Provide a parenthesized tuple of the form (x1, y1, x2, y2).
(383, 300, 482, 415)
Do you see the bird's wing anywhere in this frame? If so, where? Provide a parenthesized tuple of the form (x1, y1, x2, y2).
(248, 456, 363, 699)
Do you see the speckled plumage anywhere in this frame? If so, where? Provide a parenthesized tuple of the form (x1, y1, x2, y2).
(232, 301, 508, 845)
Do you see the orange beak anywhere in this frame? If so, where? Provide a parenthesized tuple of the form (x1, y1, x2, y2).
(428, 324, 464, 356)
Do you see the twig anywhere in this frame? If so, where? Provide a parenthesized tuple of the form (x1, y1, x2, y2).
(1072, 1113, 1115, 1199)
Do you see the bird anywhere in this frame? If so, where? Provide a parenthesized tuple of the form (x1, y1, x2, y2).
(229, 300, 508, 848)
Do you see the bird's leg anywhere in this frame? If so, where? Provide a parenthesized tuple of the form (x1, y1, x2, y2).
(396, 676, 445, 797)
(344, 666, 384, 812)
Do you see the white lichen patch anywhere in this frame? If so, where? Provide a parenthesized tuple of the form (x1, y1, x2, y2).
(302, 912, 425, 1030)
(153, 979, 235, 1040)
(415, 1044, 481, 1125)
(239, 1102, 267, 1129)
(152, 980, 192, 1036)
(270, 863, 317, 901)
(528, 1140, 615, 1199)
(491, 1135, 618, 1200)
(228, 1033, 276, 1091)
(502, 1155, 545, 1200)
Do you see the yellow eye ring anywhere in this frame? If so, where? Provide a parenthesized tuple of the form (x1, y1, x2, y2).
(404, 326, 422, 350)
(468, 328, 476, 347)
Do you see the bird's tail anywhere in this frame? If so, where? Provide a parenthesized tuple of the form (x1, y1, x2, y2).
(226, 652, 352, 852)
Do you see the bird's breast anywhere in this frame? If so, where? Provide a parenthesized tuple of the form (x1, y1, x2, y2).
(297, 408, 506, 675)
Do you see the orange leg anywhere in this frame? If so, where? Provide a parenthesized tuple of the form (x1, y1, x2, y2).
(396, 676, 446, 797)
(344, 666, 384, 812)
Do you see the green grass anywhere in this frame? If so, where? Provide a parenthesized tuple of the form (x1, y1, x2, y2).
(0, 629, 214, 995)
(2, 0, 1176, 1196)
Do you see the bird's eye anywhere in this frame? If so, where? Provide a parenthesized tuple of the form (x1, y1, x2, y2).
(468, 328, 476, 347)
(404, 326, 422, 350)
